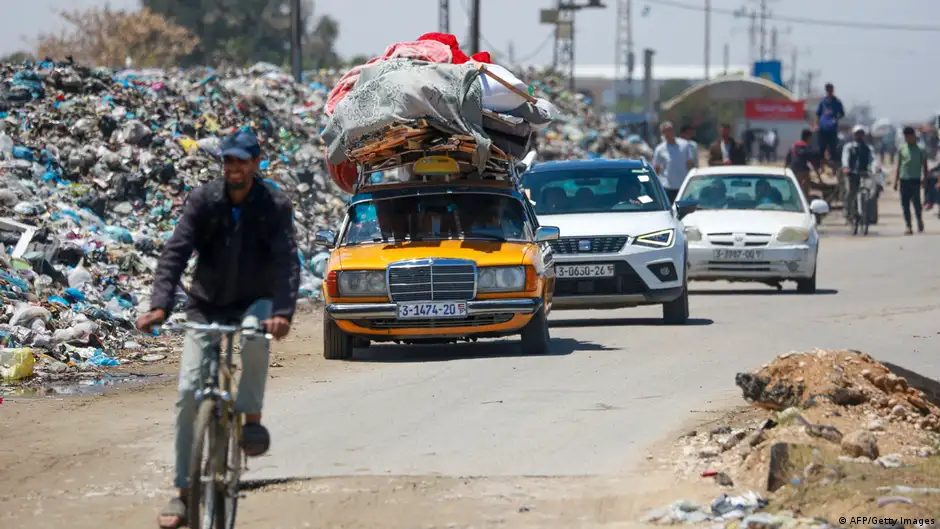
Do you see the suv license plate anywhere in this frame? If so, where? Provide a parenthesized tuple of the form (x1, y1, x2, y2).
(397, 301, 468, 319)
(556, 264, 615, 278)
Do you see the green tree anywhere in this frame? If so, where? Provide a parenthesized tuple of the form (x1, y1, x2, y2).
(1, 50, 34, 63)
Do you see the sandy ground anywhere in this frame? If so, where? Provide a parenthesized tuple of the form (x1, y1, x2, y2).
(3, 185, 940, 528)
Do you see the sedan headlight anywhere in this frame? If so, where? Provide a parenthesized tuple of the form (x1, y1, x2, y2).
(633, 229, 675, 248)
(776, 227, 809, 243)
(684, 226, 702, 241)
(337, 270, 386, 297)
(478, 266, 526, 292)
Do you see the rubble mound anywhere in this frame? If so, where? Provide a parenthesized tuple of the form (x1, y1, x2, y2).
(735, 349, 940, 431)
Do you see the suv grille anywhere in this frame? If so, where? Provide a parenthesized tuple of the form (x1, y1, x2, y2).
(549, 236, 629, 255)
(387, 259, 476, 302)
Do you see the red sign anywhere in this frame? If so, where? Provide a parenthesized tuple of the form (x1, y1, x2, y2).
(745, 99, 806, 120)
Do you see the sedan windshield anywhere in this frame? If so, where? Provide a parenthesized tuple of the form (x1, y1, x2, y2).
(342, 193, 528, 244)
(679, 175, 805, 213)
(522, 167, 668, 215)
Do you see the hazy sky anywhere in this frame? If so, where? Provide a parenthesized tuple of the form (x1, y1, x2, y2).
(4, 0, 938, 121)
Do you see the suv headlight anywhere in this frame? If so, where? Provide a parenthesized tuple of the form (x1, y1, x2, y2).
(776, 227, 809, 243)
(633, 229, 675, 248)
(337, 270, 386, 297)
(478, 266, 526, 292)
(684, 226, 702, 241)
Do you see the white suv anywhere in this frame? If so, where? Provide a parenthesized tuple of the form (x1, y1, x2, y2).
(522, 158, 696, 323)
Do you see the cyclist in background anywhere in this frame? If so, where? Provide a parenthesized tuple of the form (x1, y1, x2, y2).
(841, 125, 877, 225)
(135, 129, 301, 528)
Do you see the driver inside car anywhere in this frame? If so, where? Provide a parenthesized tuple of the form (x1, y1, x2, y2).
(615, 178, 643, 206)
(755, 179, 783, 205)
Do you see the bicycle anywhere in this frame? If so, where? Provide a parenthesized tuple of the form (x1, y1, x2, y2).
(850, 172, 875, 236)
(161, 321, 272, 529)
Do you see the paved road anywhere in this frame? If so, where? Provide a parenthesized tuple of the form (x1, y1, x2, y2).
(241, 192, 940, 481)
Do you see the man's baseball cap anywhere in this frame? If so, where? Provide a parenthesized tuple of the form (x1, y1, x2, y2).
(220, 129, 261, 160)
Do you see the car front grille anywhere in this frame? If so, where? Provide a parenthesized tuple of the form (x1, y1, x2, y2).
(705, 232, 772, 247)
(553, 261, 649, 296)
(387, 259, 476, 302)
(355, 313, 514, 330)
(549, 236, 629, 255)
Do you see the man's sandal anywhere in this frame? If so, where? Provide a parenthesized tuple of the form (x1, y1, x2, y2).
(157, 497, 187, 529)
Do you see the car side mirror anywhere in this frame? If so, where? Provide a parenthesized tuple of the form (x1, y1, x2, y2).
(674, 199, 698, 221)
(315, 230, 336, 247)
(535, 226, 560, 242)
(809, 199, 830, 215)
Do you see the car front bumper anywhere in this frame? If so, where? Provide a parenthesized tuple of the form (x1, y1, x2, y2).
(550, 244, 686, 310)
(326, 298, 542, 340)
(688, 244, 816, 280)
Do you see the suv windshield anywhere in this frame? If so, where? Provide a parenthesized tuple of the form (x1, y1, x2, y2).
(679, 174, 805, 212)
(522, 167, 667, 214)
(342, 193, 528, 244)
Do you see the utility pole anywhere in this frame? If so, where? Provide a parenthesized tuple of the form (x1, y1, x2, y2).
(704, 0, 711, 79)
(543, 1, 607, 93)
(758, 0, 767, 60)
(469, 0, 481, 54)
(290, 0, 302, 82)
(748, 10, 757, 65)
(789, 48, 797, 94)
(508, 41, 516, 66)
(769, 26, 777, 60)
(723, 43, 729, 75)
(615, 0, 634, 101)
(439, 0, 449, 34)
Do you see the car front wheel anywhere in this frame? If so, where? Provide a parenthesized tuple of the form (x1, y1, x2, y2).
(323, 312, 354, 360)
(662, 279, 690, 324)
(520, 306, 551, 355)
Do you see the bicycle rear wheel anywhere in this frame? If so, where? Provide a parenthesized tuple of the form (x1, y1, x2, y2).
(188, 399, 229, 529)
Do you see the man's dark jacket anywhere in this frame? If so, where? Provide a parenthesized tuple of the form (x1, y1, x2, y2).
(150, 175, 301, 323)
(707, 138, 747, 166)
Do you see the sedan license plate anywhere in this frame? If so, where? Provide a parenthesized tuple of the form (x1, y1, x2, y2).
(556, 264, 615, 278)
(713, 249, 764, 261)
(397, 301, 468, 319)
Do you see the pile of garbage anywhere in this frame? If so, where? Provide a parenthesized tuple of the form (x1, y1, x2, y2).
(0, 54, 635, 385)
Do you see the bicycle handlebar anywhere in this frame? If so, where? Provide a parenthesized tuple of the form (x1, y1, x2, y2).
(160, 321, 273, 340)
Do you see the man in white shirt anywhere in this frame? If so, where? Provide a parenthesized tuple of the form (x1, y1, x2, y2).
(653, 121, 694, 203)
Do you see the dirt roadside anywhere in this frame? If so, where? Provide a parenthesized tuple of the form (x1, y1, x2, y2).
(0, 306, 728, 529)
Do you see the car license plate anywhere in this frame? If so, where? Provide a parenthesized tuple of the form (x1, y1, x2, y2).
(397, 301, 468, 319)
(713, 249, 765, 261)
(556, 264, 616, 278)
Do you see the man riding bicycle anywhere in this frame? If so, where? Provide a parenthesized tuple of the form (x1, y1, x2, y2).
(135, 129, 301, 528)
(840, 125, 877, 224)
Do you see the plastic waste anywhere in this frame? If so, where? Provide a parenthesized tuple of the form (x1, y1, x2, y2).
(67, 259, 93, 288)
(0, 348, 36, 381)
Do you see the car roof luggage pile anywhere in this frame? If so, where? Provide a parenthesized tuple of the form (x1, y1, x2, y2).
(321, 33, 557, 193)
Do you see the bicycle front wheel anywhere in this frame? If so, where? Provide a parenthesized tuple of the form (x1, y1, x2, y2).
(188, 399, 229, 529)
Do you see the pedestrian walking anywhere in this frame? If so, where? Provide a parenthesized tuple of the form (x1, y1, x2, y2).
(679, 124, 699, 168)
(653, 121, 694, 203)
(707, 124, 747, 166)
(895, 126, 928, 234)
(784, 128, 822, 199)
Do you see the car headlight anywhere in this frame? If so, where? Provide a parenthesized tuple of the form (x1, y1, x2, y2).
(776, 227, 809, 243)
(478, 266, 526, 292)
(684, 226, 702, 241)
(337, 270, 386, 297)
(633, 229, 675, 248)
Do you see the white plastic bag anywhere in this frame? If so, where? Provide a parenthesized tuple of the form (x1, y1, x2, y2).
(479, 64, 528, 112)
(68, 258, 92, 288)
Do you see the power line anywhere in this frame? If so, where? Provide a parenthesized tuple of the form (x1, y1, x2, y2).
(642, 0, 940, 32)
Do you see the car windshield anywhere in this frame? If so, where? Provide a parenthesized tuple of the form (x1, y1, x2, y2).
(679, 174, 805, 213)
(342, 193, 528, 244)
(522, 167, 668, 214)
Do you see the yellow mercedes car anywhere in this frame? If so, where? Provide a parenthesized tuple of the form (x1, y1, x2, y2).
(315, 180, 559, 360)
